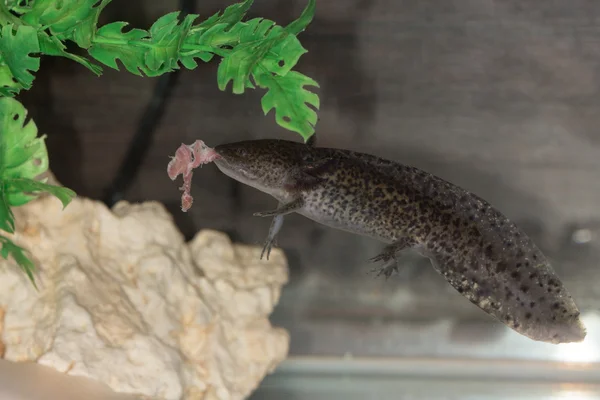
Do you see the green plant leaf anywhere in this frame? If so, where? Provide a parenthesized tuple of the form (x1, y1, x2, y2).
(255, 70, 319, 139)
(88, 22, 150, 76)
(0, 24, 40, 92)
(216, 18, 305, 94)
(5, 178, 76, 208)
(22, 0, 113, 48)
(0, 234, 36, 287)
(145, 12, 198, 74)
(0, 97, 49, 206)
(209, 0, 319, 136)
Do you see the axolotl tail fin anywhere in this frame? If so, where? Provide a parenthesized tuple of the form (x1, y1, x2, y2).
(422, 247, 586, 344)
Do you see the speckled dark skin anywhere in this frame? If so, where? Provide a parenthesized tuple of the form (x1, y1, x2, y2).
(213, 138, 586, 344)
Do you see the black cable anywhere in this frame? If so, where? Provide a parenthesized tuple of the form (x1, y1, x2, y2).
(102, 0, 197, 206)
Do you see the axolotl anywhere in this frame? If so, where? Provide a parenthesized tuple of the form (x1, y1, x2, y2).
(167, 137, 586, 344)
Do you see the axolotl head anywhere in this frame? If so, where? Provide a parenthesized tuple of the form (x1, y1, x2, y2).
(214, 139, 310, 198)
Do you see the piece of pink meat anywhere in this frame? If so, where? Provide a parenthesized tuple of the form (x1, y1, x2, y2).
(167, 140, 220, 212)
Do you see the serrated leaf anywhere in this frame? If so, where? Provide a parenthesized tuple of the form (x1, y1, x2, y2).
(0, 24, 40, 91)
(208, 1, 320, 137)
(6, 178, 76, 208)
(0, 234, 36, 287)
(37, 32, 102, 75)
(88, 22, 150, 76)
(145, 12, 198, 74)
(0, 97, 49, 207)
(217, 18, 301, 94)
(255, 70, 319, 139)
(22, 0, 113, 48)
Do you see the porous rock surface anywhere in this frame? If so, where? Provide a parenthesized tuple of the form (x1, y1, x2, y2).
(0, 195, 289, 400)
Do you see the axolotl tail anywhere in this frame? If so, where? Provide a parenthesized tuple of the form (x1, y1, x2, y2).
(423, 236, 586, 344)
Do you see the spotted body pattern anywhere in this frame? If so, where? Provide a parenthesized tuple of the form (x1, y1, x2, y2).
(213, 139, 586, 344)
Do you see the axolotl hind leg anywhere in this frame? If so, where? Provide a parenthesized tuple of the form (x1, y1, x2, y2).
(370, 237, 418, 279)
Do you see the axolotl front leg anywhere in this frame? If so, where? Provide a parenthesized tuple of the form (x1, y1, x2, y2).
(261, 212, 284, 260)
(253, 198, 305, 260)
(252, 155, 327, 260)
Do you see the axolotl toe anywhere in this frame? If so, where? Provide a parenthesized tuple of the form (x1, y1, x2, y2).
(208, 138, 586, 344)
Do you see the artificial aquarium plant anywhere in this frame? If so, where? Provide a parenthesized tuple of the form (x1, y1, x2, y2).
(0, 0, 320, 285)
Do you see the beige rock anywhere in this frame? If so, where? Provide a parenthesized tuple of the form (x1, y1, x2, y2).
(0, 195, 289, 400)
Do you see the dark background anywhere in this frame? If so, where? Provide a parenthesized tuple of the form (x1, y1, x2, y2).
(19, 0, 600, 358)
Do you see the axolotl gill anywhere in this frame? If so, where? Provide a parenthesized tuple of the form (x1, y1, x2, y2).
(199, 137, 585, 345)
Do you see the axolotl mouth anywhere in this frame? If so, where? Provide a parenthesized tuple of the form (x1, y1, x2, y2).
(167, 140, 220, 212)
